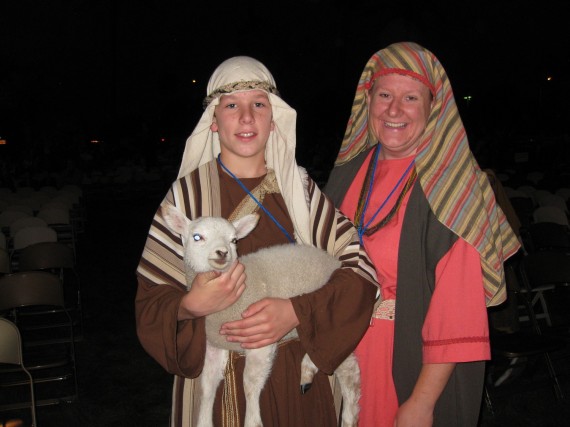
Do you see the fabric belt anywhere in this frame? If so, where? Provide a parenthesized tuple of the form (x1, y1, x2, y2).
(372, 298, 396, 321)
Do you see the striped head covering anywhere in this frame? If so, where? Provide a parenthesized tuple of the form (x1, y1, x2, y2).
(177, 56, 312, 244)
(333, 42, 520, 306)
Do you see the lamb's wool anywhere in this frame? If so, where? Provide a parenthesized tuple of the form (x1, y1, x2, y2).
(161, 204, 361, 427)
(161, 205, 341, 352)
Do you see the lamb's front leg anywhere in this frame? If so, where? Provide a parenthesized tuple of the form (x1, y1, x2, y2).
(197, 344, 228, 427)
(243, 345, 277, 427)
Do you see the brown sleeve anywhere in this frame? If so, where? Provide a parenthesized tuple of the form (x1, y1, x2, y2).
(290, 268, 376, 375)
(135, 276, 206, 378)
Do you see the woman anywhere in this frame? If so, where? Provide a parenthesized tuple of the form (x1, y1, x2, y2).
(135, 56, 378, 426)
(325, 42, 521, 426)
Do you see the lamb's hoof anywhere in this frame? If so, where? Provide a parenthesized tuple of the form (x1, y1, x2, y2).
(300, 383, 312, 394)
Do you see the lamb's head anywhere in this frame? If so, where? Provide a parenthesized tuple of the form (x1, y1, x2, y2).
(161, 204, 259, 273)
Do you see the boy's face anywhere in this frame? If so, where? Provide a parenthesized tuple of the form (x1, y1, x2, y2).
(211, 90, 274, 164)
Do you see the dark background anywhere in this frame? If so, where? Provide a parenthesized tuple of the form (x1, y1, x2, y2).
(2, 2, 570, 425)
(1, 0, 569, 176)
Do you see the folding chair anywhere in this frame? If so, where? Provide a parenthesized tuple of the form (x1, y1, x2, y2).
(538, 193, 569, 214)
(12, 227, 57, 252)
(36, 207, 70, 226)
(518, 251, 570, 329)
(18, 242, 83, 338)
(16, 194, 48, 214)
(485, 259, 565, 416)
(51, 188, 86, 238)
(36, 207, 76, 257)
(0, 318, 37, 426)
(522, 222, 570, 254)
(0, 211, 32, 238)
(533, 206, 569, 226)
(9, 217, 48, 239)
(10, 226, 57, 272)
(0, 248, 9, 275)
(58, 187, 86, 236)
(30, 191, 52, 206)
(0, 272, 79, 407)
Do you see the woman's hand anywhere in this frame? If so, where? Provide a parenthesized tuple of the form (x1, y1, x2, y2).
(393, 398, 434, 427)
(219, 298, 300, 349)
(177, 261, 246, 320)
(394, 363, 455, 427)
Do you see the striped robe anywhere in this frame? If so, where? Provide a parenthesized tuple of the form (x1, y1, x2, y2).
(135, 160, 378, 426)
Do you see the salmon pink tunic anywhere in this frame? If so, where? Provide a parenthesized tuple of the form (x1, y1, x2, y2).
(340, 152, 490, 427)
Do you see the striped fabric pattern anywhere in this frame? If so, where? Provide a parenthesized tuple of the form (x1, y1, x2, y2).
(137, 160, 378, 426)
(334, 42, 520, 306)
(139, 56, 379, 426)
(137, 160, 378, 301)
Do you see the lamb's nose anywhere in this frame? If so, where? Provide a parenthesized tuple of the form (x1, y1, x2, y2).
(216, 249, 228, 259)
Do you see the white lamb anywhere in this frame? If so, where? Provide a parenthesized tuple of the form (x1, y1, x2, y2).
(161, 204, 361, 427)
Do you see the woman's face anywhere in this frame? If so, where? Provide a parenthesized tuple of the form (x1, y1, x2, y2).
(367, 73, 432, 159)
(211, 90, 274, 164)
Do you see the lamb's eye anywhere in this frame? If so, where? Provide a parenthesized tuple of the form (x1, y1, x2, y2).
(192, 233, 202, 242)
(230, 238, 238, 245)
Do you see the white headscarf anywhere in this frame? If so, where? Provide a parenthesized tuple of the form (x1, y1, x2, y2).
(177, 56, 311, 244)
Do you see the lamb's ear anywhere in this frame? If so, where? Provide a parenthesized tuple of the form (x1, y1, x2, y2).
(232, 214, 260, 240)
(160, 204, 191, 236)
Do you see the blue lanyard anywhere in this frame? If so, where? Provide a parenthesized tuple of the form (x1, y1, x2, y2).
(217, 155, 295, 243)
(357, 147, 415, 244)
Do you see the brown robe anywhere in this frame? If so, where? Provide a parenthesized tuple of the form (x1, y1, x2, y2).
(136, 165, 377, 426)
